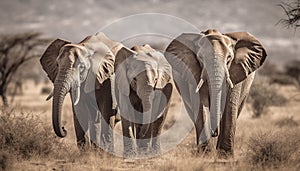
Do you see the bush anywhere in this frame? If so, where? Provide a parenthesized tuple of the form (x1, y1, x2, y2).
(285, 60, 300, 86)
(269, 74, 299, 87)
(0, 108, 72, 159)
(41, 86, 52, 95)
(275, 117, 299, 128)
(248, 82, 288, 117)
(247, 129, 300, 167)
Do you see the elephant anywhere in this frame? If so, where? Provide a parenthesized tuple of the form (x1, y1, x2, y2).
(40, 32, 123, 150)
(164, 29, 267, 157)
(114, 44, 173, 156)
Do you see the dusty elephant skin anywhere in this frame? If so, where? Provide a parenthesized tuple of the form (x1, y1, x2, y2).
(114, 45, 173, 157)
(40, 32, 123, 150)
(165, 29, 267, 157)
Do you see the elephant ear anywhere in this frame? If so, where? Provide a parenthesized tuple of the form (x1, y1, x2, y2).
(40, 39, 71, 83)
(114, 47, 136, 96)
(150, 51, 172, 89)
(81, 33, 119, 92)
(225, 32, 267, 84)
(164, 33, 204, 84)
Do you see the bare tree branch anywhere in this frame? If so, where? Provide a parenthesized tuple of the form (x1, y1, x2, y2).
(0, 32, 49, 106)
(279, 0, 300, 29)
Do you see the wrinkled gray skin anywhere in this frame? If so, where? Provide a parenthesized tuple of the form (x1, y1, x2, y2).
(165, 29, 267, 157)
(114, 45, 173, 156)
(40, 33, 122, 150)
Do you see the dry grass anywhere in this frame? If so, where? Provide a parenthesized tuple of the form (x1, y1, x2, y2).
(0, 80, 299, 170)
(0, 108, 72, 159)
(247, 128, 300, 169)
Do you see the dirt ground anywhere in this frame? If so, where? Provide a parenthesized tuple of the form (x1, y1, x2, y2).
(5, 80, 300, 171)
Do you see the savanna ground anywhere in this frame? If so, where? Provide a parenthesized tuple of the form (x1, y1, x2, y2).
(1, 70, 300, 171)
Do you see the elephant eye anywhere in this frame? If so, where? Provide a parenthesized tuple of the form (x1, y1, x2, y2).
(79, 64, 85, 72)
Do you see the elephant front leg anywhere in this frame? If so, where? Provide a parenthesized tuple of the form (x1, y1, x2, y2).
(99, 111, 115, 151)
(72, 102, 90, 149)
(150, 111, 168, 154)
(73, 112, 89, 148)
(216, 84, 241, 158)
(121, 117, 136, 157)
(195, 104, 212, 153)
(136, 123, 151, 155)
(96, 80, 115, 152)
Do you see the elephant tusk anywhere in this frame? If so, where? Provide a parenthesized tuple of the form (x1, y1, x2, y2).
(46, 91, 53, 101)
(73, 85, 80, 105)
(195, 69, 205, 93)
(73, 71, 81, 106)
(227, 77, 234, 89)
(225, 67, 234, 89)
(195, 79, 204, 93)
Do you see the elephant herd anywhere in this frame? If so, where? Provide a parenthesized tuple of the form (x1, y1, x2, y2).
(40, 29, 267, 158)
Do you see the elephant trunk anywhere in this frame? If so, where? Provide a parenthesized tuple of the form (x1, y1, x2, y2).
(204, 55, 227, 137)
(138, 85, 153, 137)
(52, 69, 72, 138)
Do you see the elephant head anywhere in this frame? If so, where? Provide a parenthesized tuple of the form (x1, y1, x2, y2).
(115, 44, 172, 136)
(165, 29, 267, 138)
(40, 32, 121, 138)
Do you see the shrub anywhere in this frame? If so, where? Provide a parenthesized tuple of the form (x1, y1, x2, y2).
(285, 60, 300, 87)
(247, 129, 300, 167)
(0, 108, 73, 159)
(275, 116, 299, 128)
(269, 74, 299, 87)
(41, 86, 52, 95)
(248, 82, 288, 118)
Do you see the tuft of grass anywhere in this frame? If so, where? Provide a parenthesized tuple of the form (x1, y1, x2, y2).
(248, 82, 288, 118)
(275, 116, 299, 128)
(247, 129, 300, 167)
(0, 108, 77, 159)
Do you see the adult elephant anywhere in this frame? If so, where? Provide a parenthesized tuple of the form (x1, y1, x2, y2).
(40, 32, 123, 150)
(114, 45, 173, 156)
(165, 29, 267, 157)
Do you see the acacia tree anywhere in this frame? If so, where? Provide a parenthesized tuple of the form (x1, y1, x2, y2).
(279, 0, 300, 29)
(0, 32, 48, 106)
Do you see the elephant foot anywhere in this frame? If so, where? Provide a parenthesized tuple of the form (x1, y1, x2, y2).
(217, 149, 234, 159)
(123, 150, 137, 158)
(76, 138, 88, 150)
(150, 143, 161, 155)
(193, 142, 213, 156)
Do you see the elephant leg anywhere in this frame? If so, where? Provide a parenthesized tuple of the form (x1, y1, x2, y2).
(72, 100, 90, 149)
(88, 106, 101, 148)
(151, 115, 166, 154)
(96, 79, 114, 151)
(195, 104, 212, 153)
(121, 117, 136, 157)
(136, 123, 151, 154)
(73, 111, 88, 148)
(216, 83, 242, 157)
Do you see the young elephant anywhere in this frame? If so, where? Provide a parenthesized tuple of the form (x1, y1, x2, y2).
(114, 45, 173, 156)
(165, 29, 267, 157)
(40, 32, 123, 150)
